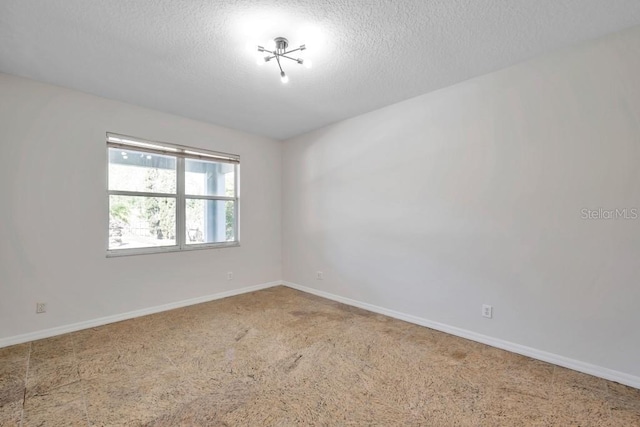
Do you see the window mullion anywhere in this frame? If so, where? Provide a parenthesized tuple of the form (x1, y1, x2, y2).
(234, 163, 239, 242)
(182, 195, 235, 201)
(107, 189, 177, 198)
(176, 157, 186, 249)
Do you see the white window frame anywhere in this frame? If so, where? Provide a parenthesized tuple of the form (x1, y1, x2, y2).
(106, 132, 240, 257)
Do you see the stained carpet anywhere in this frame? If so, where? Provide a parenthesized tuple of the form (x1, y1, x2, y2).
(1, 286, 639, 426)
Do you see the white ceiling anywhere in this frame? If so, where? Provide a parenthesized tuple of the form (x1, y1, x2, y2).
(2, 1, 640, 140)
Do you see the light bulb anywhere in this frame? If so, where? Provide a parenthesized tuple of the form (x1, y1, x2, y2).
(257, 56, 265, 66)
(304, 59, 313, 69)
(280, 71, 289, 83)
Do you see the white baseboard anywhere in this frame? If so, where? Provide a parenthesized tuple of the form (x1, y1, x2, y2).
(283, 281, 640, 390)
(4, 279, 638, 390)
(0, 281, 281, 349)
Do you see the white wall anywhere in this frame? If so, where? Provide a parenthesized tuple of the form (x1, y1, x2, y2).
(0, 73, 282, 341)
(282, 27, 640, 379)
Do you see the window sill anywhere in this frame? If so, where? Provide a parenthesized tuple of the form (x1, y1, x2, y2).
(106, 241, 240, 258)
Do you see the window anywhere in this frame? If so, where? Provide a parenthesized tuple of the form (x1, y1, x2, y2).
(107, 133, 239, 256)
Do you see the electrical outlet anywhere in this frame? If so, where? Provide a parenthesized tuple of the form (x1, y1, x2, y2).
(482, 304, 493, 319)
(36, 302, 47, 314)
(227, 271, 233, 280)
(316, 271, 323, 280)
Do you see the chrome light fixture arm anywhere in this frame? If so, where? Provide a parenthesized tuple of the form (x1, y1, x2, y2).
(275, 51, 285, 76)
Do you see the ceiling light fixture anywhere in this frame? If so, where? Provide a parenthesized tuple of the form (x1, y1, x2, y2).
(257, 37, 311, 83)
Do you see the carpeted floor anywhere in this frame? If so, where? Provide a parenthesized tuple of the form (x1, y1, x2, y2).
(0, 286, 638, 426)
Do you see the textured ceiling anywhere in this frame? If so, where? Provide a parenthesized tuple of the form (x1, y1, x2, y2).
(2, 1, 640, 140)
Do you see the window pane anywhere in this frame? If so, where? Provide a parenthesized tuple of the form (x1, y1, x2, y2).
(108, 148, 176, 193)
(185, 159, 235, 197)
(109, 195, 176, 250)
(185, 199, 235, 244)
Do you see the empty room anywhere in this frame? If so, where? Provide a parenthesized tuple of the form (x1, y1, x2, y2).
(1, 0, 639, 425)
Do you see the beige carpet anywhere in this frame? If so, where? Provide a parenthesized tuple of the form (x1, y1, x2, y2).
(0, 286, 638, 426)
